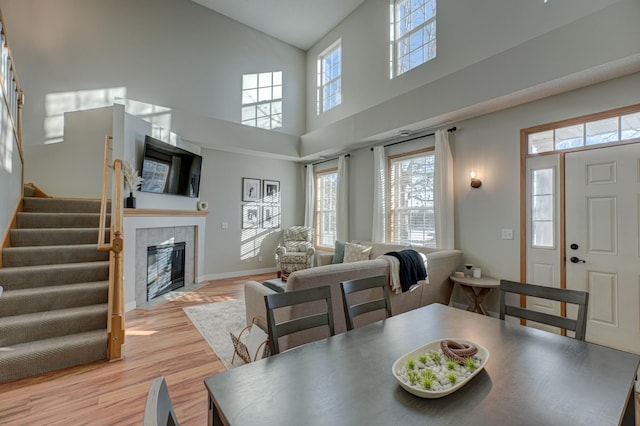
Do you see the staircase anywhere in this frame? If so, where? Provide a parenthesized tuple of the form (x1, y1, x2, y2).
(0, 194, 111, 383)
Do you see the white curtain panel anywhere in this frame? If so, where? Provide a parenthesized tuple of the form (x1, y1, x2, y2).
(304, 164, 315, 228)
(434, 129, 455, 249)
(336, 155, 349, 241)
(371, 146, 387, 242)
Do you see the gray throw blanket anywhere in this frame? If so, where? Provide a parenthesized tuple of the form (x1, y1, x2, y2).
(384, 249, 427, 292)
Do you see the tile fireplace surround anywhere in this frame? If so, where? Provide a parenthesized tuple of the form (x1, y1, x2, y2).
(123, 209, 207, 311)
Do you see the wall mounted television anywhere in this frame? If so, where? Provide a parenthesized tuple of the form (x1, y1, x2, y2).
(140, 135, 202, 198)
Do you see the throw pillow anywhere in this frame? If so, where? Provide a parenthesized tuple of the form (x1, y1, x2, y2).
(332, 240, 346, 264)
(343, 242, 372, 263)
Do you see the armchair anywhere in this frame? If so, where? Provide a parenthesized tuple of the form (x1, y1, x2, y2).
(275, 226, 315, 281)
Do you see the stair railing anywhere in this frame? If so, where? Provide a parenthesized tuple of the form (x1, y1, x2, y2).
(0, 9, 25, 181)
(98, 135, 125, 361)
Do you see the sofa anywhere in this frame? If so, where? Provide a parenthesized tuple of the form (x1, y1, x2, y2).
(244, 241, 463, 352)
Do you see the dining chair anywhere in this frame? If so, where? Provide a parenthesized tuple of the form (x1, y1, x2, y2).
(340, 275, 392, 331)
(264, 285, 335, 354)
(143, 376, 179, 426)
(499, 279, 589, 340)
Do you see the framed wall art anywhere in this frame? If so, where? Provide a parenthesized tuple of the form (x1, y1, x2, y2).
(242, 204, 260, 229)
(263, 179, 280, 203)
(242, 178, 261, 202)
(262, 205, 281, 229)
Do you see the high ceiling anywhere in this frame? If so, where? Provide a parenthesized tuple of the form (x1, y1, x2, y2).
(191, 0, 366, 50)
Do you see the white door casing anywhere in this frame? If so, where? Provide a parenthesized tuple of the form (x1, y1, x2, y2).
(565, 144, 640, 354)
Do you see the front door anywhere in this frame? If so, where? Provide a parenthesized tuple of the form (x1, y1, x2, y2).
(565, 144, 640, 354)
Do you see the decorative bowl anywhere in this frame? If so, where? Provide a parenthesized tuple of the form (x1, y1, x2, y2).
(392, 338, 489, 398)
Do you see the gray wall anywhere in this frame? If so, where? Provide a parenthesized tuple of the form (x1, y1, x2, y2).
(302, 0, 640, 157)
(343, 72, 640, 311)
(0, 124, 22, 241)
(23, 107, 112, 198)
(199, 149, 304, 278)
(0, 0, 306, 151)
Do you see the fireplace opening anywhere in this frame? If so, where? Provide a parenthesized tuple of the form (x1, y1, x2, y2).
(147, 242, 186, 301)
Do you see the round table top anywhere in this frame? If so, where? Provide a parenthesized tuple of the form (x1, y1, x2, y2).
(450, 275, 500, 288)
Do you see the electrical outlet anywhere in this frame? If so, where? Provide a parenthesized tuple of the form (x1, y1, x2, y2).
(501, 229, 513, 240)
(258, 255, 263, 262)
(221, 222, 228, 229)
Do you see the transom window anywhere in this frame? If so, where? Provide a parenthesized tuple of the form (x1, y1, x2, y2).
(317, 40, 342, 114)
(241, 71, 282, 130)
(388, 149, 436, 247)
(389, 0, 437, 78)
(528, 110, 640, 154)
(315, 168, 338, 248)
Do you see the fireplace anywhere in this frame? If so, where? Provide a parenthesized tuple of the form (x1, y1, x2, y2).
(147, 242, 186, 301)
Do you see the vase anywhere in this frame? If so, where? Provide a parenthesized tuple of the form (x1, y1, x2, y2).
(125, 192, 136, 208)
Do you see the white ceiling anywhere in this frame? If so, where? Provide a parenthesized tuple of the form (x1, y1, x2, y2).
(191, 0, 366, 50)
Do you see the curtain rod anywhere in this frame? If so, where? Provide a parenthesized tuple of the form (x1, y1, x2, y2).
(370, 126, 457, 151)
(307, 153, 350, 167)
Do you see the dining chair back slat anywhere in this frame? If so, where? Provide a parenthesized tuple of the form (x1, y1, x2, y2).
(264, 285, 334, 354)
(499, 279, 589, 340)
(341, 275, 392, 331)
(143, 376, 179, 426)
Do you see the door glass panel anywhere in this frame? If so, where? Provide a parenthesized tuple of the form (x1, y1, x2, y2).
(533, 195, 553, 221)
(586, 117, 618, 146)
(531, 168, 554, 248)
(555, 124, 584, 150)
(533, 222, 553, 247)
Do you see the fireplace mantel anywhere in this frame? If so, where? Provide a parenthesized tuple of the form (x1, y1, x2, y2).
(124, 208, 208, 217)
(123, 209, 207, 311)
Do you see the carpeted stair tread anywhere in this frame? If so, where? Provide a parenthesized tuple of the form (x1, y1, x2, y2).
(16, 212, 109, 229)
(0, 261, 109, 291)
(0, 281, 109, 317)
(0, 330, 108, 383)
(23, 186, 36, 197)
(0, 194, 113, 382)
(22, 197, 109, 213)
(2, 244, 108, 267)
(0, 304, 108, 347)
(10, 228, 109, 247)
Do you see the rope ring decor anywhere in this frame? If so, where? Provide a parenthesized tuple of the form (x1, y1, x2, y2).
(440, 339, 478, 364)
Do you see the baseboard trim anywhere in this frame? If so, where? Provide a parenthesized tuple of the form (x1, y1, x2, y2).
(199, 267, 277, 282)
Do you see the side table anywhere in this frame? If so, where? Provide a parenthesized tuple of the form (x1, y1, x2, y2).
(450, 275, 500, 316)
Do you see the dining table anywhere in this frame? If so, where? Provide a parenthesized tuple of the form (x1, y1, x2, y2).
(204, 303, 639, 426)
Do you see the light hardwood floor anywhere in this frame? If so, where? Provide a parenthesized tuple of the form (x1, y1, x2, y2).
(1, 272, 638, 425)
(0, 273, 273, 425)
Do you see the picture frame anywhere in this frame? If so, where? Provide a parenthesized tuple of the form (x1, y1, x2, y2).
(263, 179, 280, 203)
(262, 205, 281, 229)
(242, 178, 261, 202)
(242, 204, 261, 229)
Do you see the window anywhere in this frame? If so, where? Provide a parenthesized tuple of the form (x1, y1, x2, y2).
(390, 0, 437, 78)
(241, 71, 282, 130)
(317, 40, 342, 114)
(528, 110, 640, 154)
(531, 168, 554, 248)
(315, 168, 338, 247)
(388, 149, 436, 247)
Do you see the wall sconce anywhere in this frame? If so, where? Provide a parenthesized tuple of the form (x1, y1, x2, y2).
(470, 171, 482, 188)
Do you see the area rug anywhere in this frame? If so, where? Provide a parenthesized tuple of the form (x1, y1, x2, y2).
(183, 299, 247, 369)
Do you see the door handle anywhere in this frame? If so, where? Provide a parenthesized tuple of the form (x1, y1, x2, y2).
(570, 256, 586, 264)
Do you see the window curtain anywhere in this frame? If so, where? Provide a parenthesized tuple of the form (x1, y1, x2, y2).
(371, 146, 387, 242)
(304, 164, 315, 228)
(434, 129, 455, 249)
(336, 155, 349, 242)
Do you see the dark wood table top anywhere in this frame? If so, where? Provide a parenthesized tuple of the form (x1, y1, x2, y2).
(204, 303, 639, 426)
